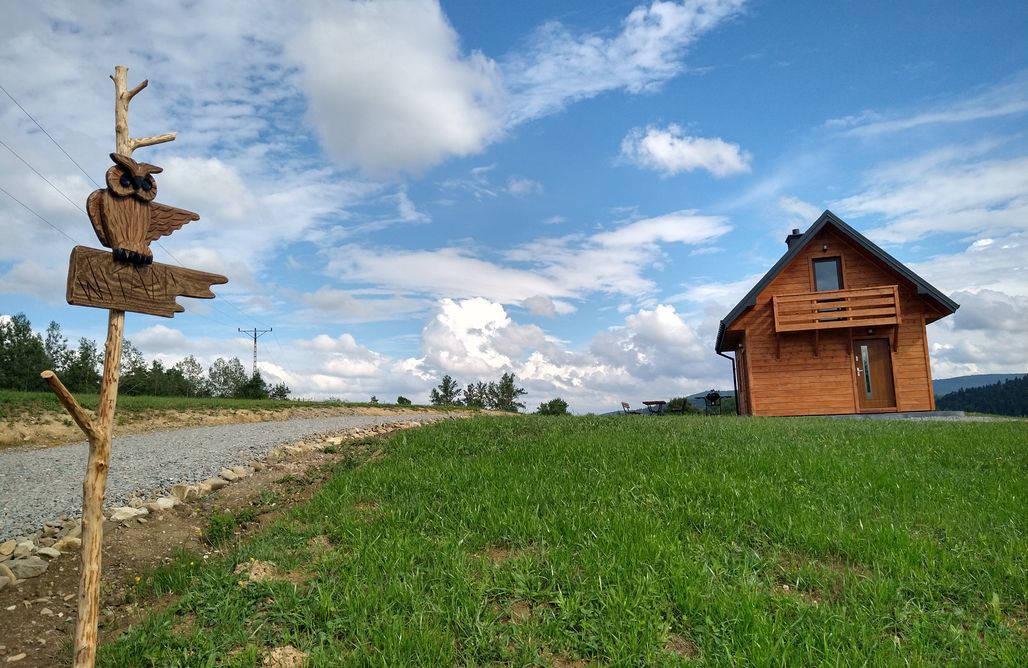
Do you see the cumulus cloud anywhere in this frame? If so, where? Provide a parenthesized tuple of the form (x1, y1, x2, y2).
(620, 124, 751, 177)
(289, 0, 504, 175)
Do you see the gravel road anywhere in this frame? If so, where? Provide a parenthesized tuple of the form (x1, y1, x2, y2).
(0, 413, 444, 541)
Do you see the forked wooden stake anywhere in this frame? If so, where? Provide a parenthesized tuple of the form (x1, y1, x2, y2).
(42, 65, 177, 668)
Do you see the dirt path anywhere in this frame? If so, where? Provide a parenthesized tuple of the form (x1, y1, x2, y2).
(0, 419, 431, 666)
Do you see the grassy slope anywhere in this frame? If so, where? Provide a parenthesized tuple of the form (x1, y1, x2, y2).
(103, 417, 1027, 666)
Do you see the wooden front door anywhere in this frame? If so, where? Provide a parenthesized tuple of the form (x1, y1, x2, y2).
(853, 338, 896, 411)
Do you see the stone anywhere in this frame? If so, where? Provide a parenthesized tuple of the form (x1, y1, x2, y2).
(13, 541, 34, 558)
(109, 507, 148, 522)
(52, 537, 81, 552)
(171, 484, 198, 502)
(36, 537, 55, 548)
(128, 497, 146, 508)
(64, 521, 82, 539)
(36, 547, 61, 559)
(0, 575, 9, 591)
(203, 477, 229, 491)
(8, 556, 48, 579)
(219, 468, 239, 482)
(146, 496, 179, 512)
(6, 653, 27, 663)
(41, 526, 60, 538)
(0, 541, 13, 558)
(231, 466, 251, 478)
(0, 564, 15, 584)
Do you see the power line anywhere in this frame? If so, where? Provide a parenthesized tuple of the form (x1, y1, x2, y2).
(0, 183, 81, 245)
(238, 327, 272, 377)
(0, 136, 87, 215)
(0, 83, 102, 188)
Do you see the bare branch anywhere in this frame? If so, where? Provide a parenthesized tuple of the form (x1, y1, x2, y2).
(128, 132, 177, 151)
(40, 370, 101, 441)
(126, 79, 148, 100)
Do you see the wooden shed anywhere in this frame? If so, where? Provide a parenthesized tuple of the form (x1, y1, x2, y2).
(715, 210, 958, 416)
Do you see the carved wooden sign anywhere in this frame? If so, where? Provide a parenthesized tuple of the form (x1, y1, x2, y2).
(67, 149, 227, 315)
(67, 246, 227, 317)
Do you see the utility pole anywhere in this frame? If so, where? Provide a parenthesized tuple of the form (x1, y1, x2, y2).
(239, 327, 272, 377)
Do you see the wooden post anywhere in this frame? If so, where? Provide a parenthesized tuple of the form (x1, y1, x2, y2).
(42, 65, 178, 668)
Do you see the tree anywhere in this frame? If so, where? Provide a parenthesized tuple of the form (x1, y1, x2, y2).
(396, 395, 412, 406)
(235, 370, 270, 399)
(463, 382, 489, 409)
(44, 321, 71, 374)
(666, 397, 699, 415)
(269, 383, 292, 400)
(208, 357, 248, 398)
(0, 314, 48, 390)
(488, 372, 527, 413)
(173, 355, 208, 396)
(63, 338, 103, 393)
(430, 374, 462, 406)
(536, 397, 569, 415)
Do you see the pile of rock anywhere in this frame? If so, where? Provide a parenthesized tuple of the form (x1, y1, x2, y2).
(0, 518, 81, 590)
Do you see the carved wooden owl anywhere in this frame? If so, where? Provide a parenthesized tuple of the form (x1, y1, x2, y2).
(86, 153, 199, 265)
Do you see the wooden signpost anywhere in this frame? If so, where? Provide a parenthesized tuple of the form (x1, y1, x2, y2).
(40, 66, 227, 668)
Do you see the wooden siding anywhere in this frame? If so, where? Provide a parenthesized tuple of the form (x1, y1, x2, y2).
(726, 228, 939, 416)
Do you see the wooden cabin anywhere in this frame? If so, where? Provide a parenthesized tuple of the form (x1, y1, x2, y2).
(715, 210, 958, 416)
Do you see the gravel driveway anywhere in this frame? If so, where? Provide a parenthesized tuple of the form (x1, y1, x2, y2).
(0, 413, 444, 541)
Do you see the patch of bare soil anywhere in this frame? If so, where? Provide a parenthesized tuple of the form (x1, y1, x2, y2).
(664, 633, 699, 658)
(2, 405, 439, 449)
(0, 425, 413, 667)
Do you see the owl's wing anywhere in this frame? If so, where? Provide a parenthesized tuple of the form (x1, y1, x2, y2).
(86, 189, 108, 247)
(147, 202, 200, 241)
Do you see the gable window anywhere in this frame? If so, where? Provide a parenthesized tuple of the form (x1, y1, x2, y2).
(813, 257, 843, 292)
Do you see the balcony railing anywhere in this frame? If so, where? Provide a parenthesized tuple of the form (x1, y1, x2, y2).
(773, 285, 900, 333)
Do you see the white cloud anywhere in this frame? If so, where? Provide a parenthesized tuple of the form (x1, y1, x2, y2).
(289, 0, 504, 175)
(504, 0, 746, 124)
(0, 259, 67, 302)
(620, 124, 751, 177)
(506, 176, 543, 196)
(777, 196, 821, 226)
(836, 145, 1028, 243)
(827, 71, 1028, 136)
(322, 211, 731, 310)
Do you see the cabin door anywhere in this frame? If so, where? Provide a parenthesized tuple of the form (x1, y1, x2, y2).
(853, 338, 896, 411)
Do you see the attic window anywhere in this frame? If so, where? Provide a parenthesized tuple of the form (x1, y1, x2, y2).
(813, 257, 843, 291)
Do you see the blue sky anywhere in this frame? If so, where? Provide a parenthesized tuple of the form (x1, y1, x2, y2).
(1, 1, 1026, 412)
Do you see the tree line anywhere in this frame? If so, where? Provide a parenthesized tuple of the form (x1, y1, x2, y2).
(0, 313, 290, 399)
(936, 375, 1027, 417)
(429, 373, 538, 413)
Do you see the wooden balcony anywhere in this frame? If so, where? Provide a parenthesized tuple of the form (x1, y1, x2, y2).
(773, 285, 901, 333)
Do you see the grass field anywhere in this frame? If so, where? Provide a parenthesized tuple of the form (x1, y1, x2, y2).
(0, 390, 404, 419)
(100, 416, 1026, 666)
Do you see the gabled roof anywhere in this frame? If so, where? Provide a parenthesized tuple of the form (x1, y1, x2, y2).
(714, 210, 959, 353)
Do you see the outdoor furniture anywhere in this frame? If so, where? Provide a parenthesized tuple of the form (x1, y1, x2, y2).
(642, 400, 667, 415)
(621, 401, 642, 415)
(666, 400, 687, 415)
(704, 390, 722, 415)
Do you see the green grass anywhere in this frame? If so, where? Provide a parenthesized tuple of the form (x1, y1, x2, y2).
(0, 389, 451, 420)
(100, 416, 1027, 666)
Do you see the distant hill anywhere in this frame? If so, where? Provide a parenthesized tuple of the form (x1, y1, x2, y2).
(933, 373, 1026, 397)
(936, 375, 1027, 417)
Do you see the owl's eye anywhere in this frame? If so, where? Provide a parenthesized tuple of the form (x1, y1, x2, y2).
(140, 180, 152, 192)
(119, 174, 132, 188)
